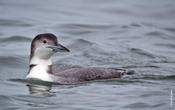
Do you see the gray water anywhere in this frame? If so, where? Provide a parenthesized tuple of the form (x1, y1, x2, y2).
(0, 0, 175, 109)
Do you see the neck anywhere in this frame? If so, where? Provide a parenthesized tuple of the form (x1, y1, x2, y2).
(26, 56, 53, 82)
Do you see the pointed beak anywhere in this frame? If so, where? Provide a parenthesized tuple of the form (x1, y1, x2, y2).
(48, 44, 70, 52)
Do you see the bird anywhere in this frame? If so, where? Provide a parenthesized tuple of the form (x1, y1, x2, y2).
(26, 33, 133, 83)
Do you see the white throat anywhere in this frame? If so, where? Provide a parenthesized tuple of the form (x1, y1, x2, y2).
(26, 56, 53, 82)
(30, 56, 52, 65)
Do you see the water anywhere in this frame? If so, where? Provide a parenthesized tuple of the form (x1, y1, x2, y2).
(0, 0, 175, 109)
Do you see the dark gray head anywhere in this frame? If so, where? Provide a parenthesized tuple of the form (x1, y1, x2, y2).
(30, 33, 70, 60)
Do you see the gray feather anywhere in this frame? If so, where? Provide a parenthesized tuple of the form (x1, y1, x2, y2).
(52, 66, 126, 82)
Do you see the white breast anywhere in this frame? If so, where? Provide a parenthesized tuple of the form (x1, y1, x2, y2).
(26, 65, 53, 82)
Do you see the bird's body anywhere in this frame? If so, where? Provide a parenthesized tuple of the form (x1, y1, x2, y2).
(26, 33, 133, 83)
(52, 66, 125, 83)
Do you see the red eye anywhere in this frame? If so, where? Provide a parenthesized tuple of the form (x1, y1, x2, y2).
(43, 40, 47, 43)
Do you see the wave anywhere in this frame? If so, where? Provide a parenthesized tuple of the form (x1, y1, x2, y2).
(0, 36, 31, 43)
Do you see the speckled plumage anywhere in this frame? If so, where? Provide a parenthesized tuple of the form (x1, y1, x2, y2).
(52, 66, 125, 83)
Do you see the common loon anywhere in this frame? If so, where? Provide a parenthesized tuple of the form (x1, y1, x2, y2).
(26, 33, 133, 83)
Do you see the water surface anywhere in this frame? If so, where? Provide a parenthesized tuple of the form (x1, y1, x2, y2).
(0, 0, 175, 109)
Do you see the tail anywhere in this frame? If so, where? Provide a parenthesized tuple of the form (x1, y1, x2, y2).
(111, 68, 135, 76)
(125, 70, 135, 75)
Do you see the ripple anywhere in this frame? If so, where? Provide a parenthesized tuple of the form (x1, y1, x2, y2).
(133, 74, 175, 80)
(121, 23, 142, 29)
(144, 31, 171, 39)
(9, 78, 87, 86)
(0, 19, 32, 27)
(124, 102, 151, 108)
(94, 78, 146, 85)
(0, 95, 19, 110)
(103, 6, 136, 16)
(9, 78, 53, 85)
(61, 23, 114, 30)
(68, 38, 94, 51)
(130, 23, 142, 27)
(146, 31, 163, 36)
(164, 75, 175, 80)
(163, 27, 175, 33)
(129, 48, 156, 58)
(154, 43, 175, 49)
(0, 55, 27, 68)
(0, 36, 31, 43)
(123, 65, 160, 69)
(59, 23, 115, 35)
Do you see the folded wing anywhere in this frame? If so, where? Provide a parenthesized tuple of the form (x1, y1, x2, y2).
(53, 66, 126, 83)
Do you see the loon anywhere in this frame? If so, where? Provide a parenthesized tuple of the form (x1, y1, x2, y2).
(26, 33, 133, 83)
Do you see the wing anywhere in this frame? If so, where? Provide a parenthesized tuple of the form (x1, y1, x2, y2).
(53, 67, 126, 83)
(52, 65, 82, 73)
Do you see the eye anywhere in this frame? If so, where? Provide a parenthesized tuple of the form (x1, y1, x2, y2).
(43, 40, 47, 44)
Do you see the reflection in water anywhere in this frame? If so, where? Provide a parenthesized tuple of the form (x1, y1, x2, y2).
(27, 83, 53, 97)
